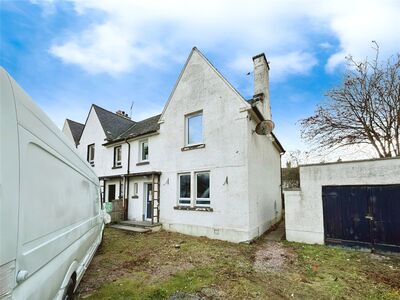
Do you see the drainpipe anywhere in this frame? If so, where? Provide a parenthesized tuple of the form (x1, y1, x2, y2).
(124, 139, 131, 220)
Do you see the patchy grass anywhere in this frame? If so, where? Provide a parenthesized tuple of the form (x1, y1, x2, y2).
(76, 228, 400, 300)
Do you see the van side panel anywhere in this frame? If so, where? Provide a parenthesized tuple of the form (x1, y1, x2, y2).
(0, 69, 19, 293)
(18, 127, 100, 274)
(5, 72, 103, 299)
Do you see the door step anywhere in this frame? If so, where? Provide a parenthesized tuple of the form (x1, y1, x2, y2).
(109, 224, 151, 233)
(117, 220, 162, 232)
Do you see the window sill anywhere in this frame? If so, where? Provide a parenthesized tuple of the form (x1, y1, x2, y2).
(136, 161, 150, 166)
(174, 206, 213, 212)
(112, 165, 122, 169)
(181, 143, 205, 152)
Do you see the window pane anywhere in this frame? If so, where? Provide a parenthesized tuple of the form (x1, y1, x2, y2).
(115, 146, 121, 163)
(88, 144, 95, 161)
(179, 174, 191, 198)
(188, 114, 202, 145)
(196, 172, 210, 198)
(142, 141, 149, 160)
(116, 147, 121, 161)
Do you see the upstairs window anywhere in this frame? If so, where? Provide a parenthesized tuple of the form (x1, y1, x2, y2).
(178, 173, 191, 205)
(186, 112, 203, 146)
(113, 145, 122, 167)
(139, 140, 149, 161)
(87, 144, 95, 166)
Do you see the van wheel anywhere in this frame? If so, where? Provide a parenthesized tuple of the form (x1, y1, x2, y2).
(62, 278, 75, 300)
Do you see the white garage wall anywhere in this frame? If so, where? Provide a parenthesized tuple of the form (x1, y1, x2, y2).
(285, 157, 400, 244)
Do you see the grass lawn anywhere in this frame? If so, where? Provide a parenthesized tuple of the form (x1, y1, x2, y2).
(76, 228, 400, 300)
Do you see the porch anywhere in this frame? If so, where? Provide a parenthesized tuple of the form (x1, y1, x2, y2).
(100, 171, 161, 225)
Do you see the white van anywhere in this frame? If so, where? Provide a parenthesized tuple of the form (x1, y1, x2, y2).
(0, 68, 107, 299)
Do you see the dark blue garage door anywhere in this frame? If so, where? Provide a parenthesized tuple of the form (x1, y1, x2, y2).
(322, 185, 400, 252)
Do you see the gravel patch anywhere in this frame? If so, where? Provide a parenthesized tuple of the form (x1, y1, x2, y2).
(254, 241, 296, 272)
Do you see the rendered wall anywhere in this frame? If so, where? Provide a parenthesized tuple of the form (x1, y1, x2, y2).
(285, 157, 400, 244)
(154, 49, 252, 243)
(247, 120, 282, 240)
(61, 121, 75, 146)
(78, 107, 129, 178)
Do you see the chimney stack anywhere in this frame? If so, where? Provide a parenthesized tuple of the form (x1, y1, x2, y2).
(252, 53, 272, 121)
(116, 110, 130, 119)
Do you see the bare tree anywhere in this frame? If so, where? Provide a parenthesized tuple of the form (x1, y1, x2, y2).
(300, 42, 400, 158)
(284, 149, 310, 168)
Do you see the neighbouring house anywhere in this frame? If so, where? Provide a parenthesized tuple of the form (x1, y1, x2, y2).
(62, 118, 84, 147)
(63, 47, 285, 243)
(284, 157, 400, 252)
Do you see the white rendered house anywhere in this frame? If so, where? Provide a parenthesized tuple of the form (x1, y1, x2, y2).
(63, 48, 285, 243)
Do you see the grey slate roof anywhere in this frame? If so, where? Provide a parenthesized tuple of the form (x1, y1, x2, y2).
(116, 114, 161, 140)
(92, 104, 135, 140)
(66, 119, 84, 146)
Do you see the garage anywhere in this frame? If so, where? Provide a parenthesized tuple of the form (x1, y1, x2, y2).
(284, 157, 400, 251)
(322, 185, 400, 252)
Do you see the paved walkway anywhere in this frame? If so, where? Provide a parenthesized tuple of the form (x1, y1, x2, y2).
(264, 221, 285, 241)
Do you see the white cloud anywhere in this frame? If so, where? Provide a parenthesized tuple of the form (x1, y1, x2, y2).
(319, 42, 332, 49)
(313, 0, 400, 71)
(43, 0, 400, 77)
(270, 52, 318, 80)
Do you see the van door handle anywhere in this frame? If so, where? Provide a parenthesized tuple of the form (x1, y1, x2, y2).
(16, 270, 29, 283)
(365, 215, 373, 220)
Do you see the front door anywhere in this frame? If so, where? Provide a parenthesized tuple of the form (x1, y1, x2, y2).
(146, 183, 153, 220)
(108, 184, 116, 202)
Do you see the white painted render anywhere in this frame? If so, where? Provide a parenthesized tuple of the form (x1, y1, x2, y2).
(153, 49, 282, 242)
(61, 120, 75, 146)
(68, 48, 283, 243)
(284, 157, 400, 244)
(78, 107, 129, 178)
(247, 120, 282, 240)
(252, 54, 271, 121)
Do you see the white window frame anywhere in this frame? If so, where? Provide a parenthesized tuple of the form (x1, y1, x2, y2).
(114, 145, 122, 167)
(139, 139, 149, 162)
(195, 171, 210, 207)
(87, 143, 95, 166)
(185, 111, 203, 146)
(178, 173, 191, 206)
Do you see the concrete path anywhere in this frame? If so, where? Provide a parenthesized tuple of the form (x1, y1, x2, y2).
(264, 221, 285, 241)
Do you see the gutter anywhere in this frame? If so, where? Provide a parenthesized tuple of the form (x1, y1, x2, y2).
(102, 130, 158, 147)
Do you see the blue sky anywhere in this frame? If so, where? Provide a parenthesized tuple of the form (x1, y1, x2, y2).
(2, 0, 400, 161)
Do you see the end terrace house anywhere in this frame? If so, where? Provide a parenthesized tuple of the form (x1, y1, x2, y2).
(63, 48, 285, 243)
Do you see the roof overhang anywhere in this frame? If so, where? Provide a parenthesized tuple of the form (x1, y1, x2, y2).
(125, 171, 162, 177)
(102, 130, 159, 147)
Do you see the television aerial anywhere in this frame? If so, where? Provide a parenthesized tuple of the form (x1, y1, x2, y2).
(255, 119, 275, 140)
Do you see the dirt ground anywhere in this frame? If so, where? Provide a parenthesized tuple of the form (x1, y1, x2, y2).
(76, 227, 400, 300)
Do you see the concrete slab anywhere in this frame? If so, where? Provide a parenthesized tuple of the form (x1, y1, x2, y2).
(109, 224, 150, 233)
(264, 221, 285, 241)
